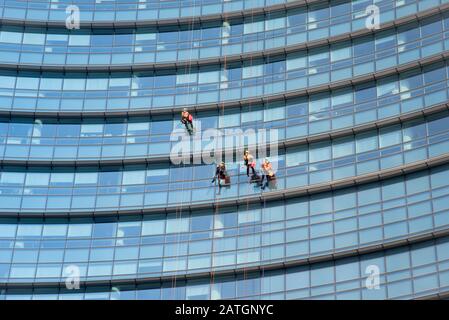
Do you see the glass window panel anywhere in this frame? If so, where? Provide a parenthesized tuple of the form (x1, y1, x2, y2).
(74, 172, 98, 185)
(68, 35, 91, 46)
(356, 131, 377, 153)
(242, 65, 263, 79)
(0, 31, 22, 44)
(379, 125, 402, 148)
(166, 215, 189, 233)
(333, 137, 354, 158)
(25, 173, 50, 186)
(309, 142, 331, 162)
(1, 172, 25, 184)
(122, 171, 145, 185)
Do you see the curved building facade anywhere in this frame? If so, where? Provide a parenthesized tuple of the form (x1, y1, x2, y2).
(0, 0, 449, 300)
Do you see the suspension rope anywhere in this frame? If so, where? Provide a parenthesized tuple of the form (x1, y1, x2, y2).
(241, 6, 259, 298)
(209, 10, 230, 298)
(170, 3, 197, 297)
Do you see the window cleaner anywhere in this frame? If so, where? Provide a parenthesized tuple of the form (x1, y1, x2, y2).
(181, 107, 194, 135)
(260, 158, 275, 190)
(243, 150, 258, 182)
(211, 162, 230, 188)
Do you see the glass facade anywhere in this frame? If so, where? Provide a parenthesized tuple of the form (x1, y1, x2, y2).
(0, 0, 445, 24)
(1, 7, 448, 66)
(1, 0, 449, 300)
(2, 235, 449, 300)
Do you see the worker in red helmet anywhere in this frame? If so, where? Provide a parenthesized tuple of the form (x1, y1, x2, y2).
(181, 107, 194, 135)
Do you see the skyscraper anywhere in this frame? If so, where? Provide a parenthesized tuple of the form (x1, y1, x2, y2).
(0, 0, 449, 300)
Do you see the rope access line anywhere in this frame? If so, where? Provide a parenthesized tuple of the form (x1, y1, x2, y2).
(170, 2, 197, 298)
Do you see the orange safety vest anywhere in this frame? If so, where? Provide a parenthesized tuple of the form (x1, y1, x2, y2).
(262, 163, 273, 175)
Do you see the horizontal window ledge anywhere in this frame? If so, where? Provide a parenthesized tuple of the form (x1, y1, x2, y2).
(0, 227, 447, 289)
(0, 0, 372, 28)
(2, 3, 448, 73)
(0, 101, 448, 167)
(1, 152, 448, 218)
(0, 52, 448, 119)
(416, 290, 449, 300)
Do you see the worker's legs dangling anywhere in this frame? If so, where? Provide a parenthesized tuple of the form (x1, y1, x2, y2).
(250, 166, 256, 176)
(261, 175, 269, 190)
(185, 121, 193, 135)
(246, 165, 256, 177)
